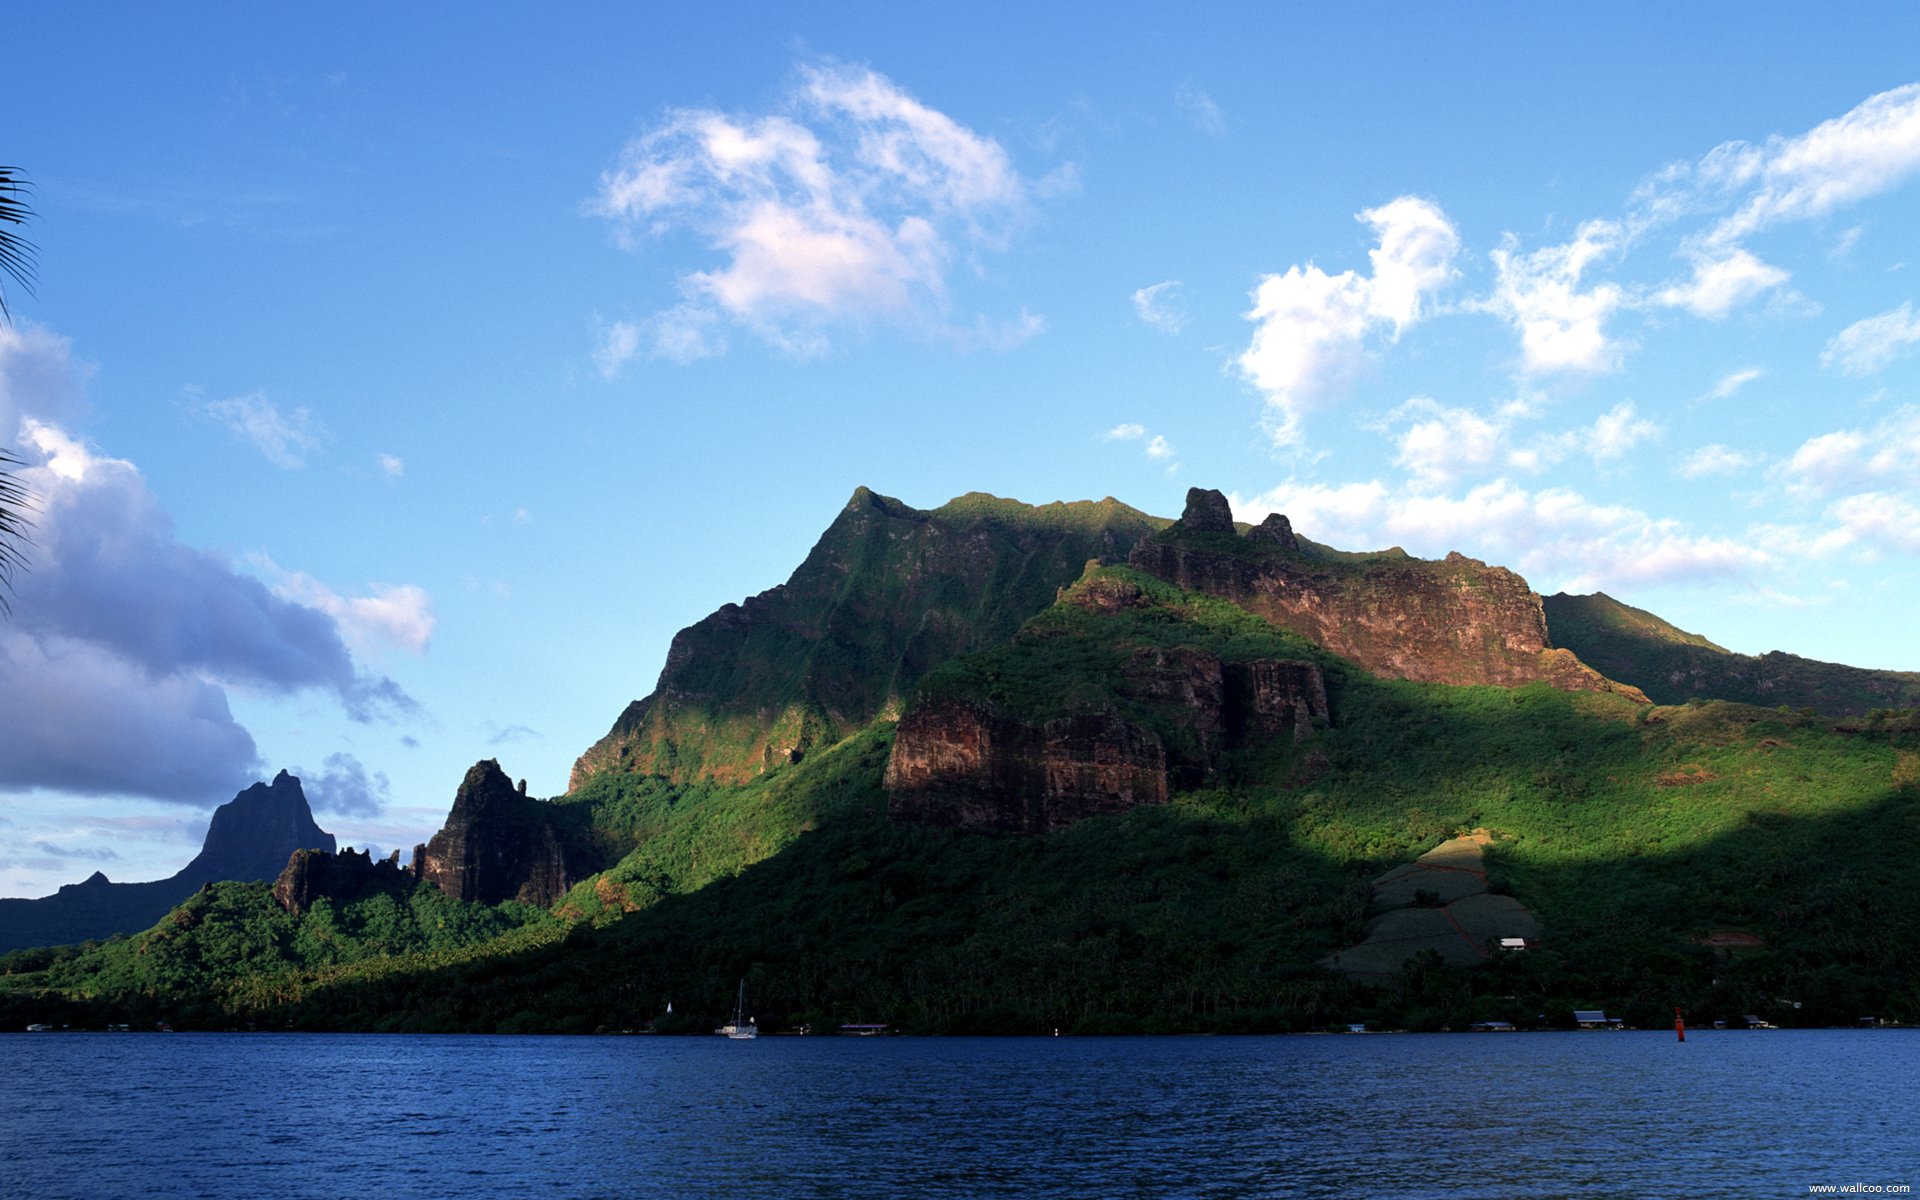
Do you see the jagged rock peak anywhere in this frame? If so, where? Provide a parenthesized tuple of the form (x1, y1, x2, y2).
(1249, 513, 1301, 553)
(1177, 487, 1236, 535)
(461, 758, 514, 798)
(422, 758, 574, 907)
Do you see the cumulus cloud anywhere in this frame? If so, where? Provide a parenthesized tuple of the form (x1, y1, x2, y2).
(591, 61, 1035, 365)
(1581, 402, 1661, 462)
(0, 333, 424, 806)
(377, 453, 404, 478)
(0, 627, 260, 801)
(1783, 405, 1920, 496)
(1145, 435, 1175, 461)
(1654, 248, 1789, 318)
(1103, 423, 1146, 442)
(1468, 85, 1920, 377)
(1131, 281, 1189, 333)
(1484, 220, 1627, 376)
(1676, 444, 1759, 479)
(1238, 197, 1459, 445)
(254, 557, 435, 659)
(1821, 303, 1920, 376)
(299, 752, 390, 818)
(1391, 399, 1507, 486)
(201, 392, 325, 468)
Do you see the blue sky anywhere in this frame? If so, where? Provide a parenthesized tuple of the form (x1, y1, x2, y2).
(5, 3, 1920, 897)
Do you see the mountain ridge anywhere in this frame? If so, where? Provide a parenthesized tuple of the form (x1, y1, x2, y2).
(0, 770, 335, 955)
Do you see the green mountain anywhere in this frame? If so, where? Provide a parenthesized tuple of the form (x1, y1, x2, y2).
(1545, 591, 1920, 714)
(6, 488, 1918, 1034)
(570, 487, 1164, 787)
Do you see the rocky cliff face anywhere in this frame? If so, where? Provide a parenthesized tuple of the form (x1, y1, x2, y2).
(0, 771, 336, 955)
(1130, 489, 1643, 700)
(570, 487, 1164, 790)
(886, 644, 1331, 832)
(883, 698, 1169, 833)
(271, 846, 409, 918)
(421, 760, 576, 907)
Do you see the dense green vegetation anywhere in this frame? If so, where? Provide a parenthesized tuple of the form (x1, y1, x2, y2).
(6, 565, 1917, 1035)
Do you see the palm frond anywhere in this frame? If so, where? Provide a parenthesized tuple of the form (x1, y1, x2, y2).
(0, 165, 40, 323)
(0, 449, 34, 616)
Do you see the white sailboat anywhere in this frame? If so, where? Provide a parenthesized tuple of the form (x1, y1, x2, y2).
(717, 979, 758, 1039)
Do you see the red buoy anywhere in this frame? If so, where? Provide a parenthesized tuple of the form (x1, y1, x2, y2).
(1675, 1006, 1686, 1042)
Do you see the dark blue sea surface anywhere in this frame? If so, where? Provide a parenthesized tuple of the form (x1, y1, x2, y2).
(1, 1030, 1914, 1198)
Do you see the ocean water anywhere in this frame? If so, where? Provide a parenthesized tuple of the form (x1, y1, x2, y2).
(1, 1030, 1914, 1198)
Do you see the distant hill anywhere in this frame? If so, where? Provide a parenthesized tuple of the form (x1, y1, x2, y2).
(0, 770, 334, 955)
(1544, 591, 1920, 714)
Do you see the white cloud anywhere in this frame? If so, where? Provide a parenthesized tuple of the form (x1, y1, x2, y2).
(1102, 422, 1177, 466)
(1391, 399, 1506, 486)
(1676, 444, 1758, 479)
(1655, 248, 1789, 317)
(1484, 220, 1627, 376)
(1231, 475, 1774, 593)
(1175, 86, 1226, 138)
(256, 559, 436, 659)
(1131, 281, 1188, 333)
(377, 453, 404, 478)
(1783, 405, 1920, 495)
(1817, 491, 1920, 558)
(0, 324, 91, 440)
(201, 392, 325, 468)
(1820, 302, 1920, 376)
(0, 336, 421, 805)
(1583, 401, 1661, 462)
(591, 62, 1035, 365)
(1698, 83, 1920, 247)
(1237, 196, 1459, 445)
(1708, 366, 1764, 399)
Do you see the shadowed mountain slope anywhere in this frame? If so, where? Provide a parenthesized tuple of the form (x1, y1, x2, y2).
(1545, 591, 1920, 714)
(0, 771, 334, 955)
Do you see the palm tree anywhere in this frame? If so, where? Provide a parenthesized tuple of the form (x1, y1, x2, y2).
(0, 164, 37, 610)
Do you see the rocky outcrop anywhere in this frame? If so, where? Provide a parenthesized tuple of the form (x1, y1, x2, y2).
(883, 699, 1168, 833)
(1130, 489, 1643, 700)
(886, 650, 1331, 832)
(0, 771, 337, 955)
(570, 487, 1165, 790)
(271, 846, 408, 918)
(421, 760, 577, 907)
